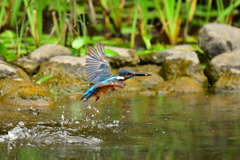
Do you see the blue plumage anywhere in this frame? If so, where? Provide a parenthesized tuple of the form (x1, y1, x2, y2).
(81, 43, 151, 102)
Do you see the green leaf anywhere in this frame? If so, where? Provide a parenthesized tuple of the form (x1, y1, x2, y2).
(0, 30, 16, 39)
(100, 0, 108, 11)
(105, 49, 118, 57)
(36, 75, 53, 84)
(201, 65, 206, 70)
(0, 42, 7, 59)
(143, 35, 152, 50)
(137, 50, 153, 55)
(72, 37, 85, 49)
(191, 44, 204, 54)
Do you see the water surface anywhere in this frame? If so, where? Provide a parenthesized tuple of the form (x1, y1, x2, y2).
(0, 93, 240, 159)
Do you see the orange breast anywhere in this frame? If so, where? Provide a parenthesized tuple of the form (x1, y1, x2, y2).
(92, 81, 125, 100)
(93, 86, 118, 98)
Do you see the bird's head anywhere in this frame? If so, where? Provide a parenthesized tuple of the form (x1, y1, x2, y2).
(116, 70, 151, 80)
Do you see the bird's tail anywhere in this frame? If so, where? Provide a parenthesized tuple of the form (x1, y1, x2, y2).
(81, 88, 96, 102)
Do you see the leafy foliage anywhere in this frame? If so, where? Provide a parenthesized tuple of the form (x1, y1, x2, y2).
(0, 0, 239, 61)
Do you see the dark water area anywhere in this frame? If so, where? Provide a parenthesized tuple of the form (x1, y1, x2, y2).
(0, 92, 240, 160)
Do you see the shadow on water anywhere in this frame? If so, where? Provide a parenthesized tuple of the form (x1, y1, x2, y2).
(0, 92, 240, 159)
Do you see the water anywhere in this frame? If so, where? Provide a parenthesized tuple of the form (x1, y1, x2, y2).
(0, 93, 240, 159)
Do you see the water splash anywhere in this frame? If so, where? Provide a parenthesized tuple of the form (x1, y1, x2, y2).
(0, 125, 102, 147)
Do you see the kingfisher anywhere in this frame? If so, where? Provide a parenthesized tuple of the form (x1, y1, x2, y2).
(81, 43, 151, 102)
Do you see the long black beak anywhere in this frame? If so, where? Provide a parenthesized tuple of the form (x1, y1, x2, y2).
(134, 72, 152, 76)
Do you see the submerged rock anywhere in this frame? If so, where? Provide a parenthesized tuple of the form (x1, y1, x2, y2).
(30, 44, 72, 62)
(0, 79, 54, 109)
(205, 49, 240, 85)
(158, 77, 204, 95)
(105, 46, 139, 68)
(199, 23, 240, 58)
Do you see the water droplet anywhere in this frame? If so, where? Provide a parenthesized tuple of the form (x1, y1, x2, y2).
(18, 121, 24, 127)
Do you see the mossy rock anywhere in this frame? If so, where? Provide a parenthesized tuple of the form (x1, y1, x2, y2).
(0, 79, 54, 109)
(10, 58, 40, 76)
(0, 79, 41, 96)
(35, 61, 87, 81)
(210, 69, 240, 92)
(159, 59, 208, 87)
(204, 49, 240, 85)
(158, 77, 204, 94)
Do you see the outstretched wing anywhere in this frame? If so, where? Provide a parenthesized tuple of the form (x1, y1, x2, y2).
(85, 43, 114, 83)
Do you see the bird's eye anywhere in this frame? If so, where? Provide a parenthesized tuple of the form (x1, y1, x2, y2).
(128, 73, 132, 75)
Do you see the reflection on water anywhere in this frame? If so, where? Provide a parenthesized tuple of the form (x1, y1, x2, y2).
(1, 93, 240, 159)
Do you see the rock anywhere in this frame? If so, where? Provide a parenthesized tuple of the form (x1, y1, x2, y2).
(158, 77, 204, 95)
(49, 55, 86, 66)
(198, 23, 240, 58)
(30, 44, 72, 62)
(160, 59, 208, 86)
(0, 79, 54, 109)
(0, 61, 29, 80)
(12, 66, 30, 80)
(0, 79, 36, 95)
(123, 64, 162, 73)
(9, 58, 40, 76)
(139, 45, 199, 65)
(210, 68, 240, 92)
(121, 73, 162, 92)
(0, 63, 16, 78)
(157, 45, 208, 86)
(205, 49, 240, 84)
(35, 56, 87, 81)
(105, 46, 139, 68)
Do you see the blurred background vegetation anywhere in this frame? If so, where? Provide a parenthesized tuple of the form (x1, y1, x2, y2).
(0, 0, 240, 61)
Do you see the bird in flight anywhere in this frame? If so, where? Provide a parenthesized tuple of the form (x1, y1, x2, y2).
(81, 43, 151, 102)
